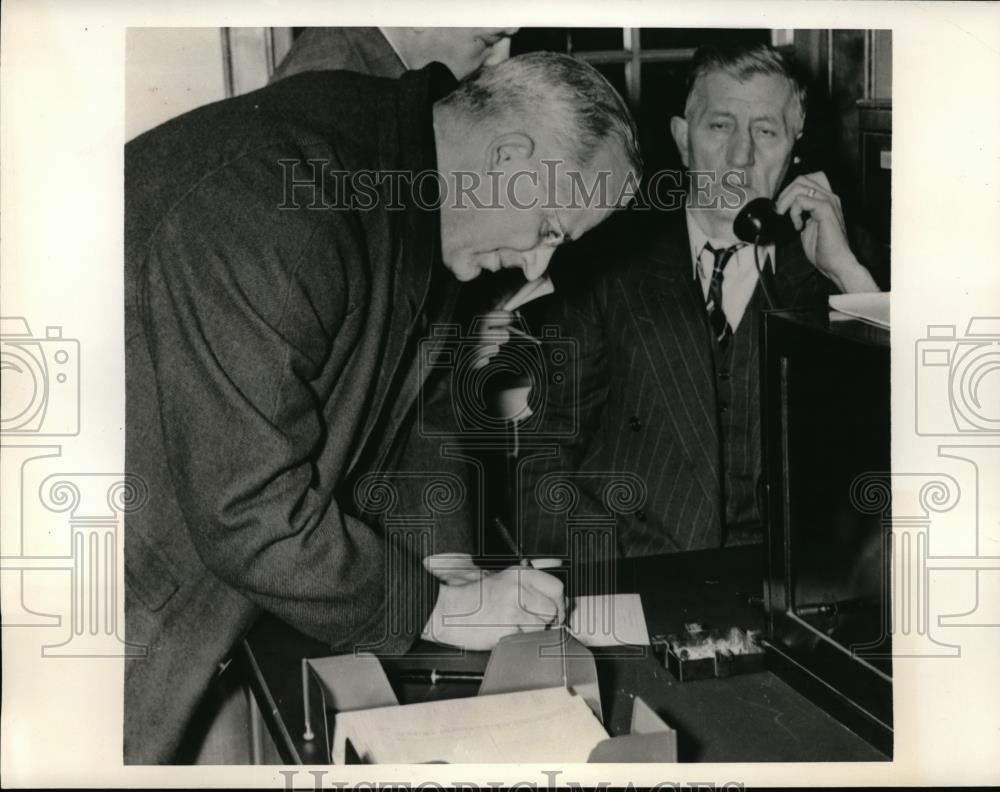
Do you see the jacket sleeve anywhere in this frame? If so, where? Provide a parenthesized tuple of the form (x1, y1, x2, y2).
(517, 264, 613, 557)
(136, 155, 435, 654)
(378, 365, 485, 558)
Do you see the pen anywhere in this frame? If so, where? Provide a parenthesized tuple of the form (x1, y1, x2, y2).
(492, 516, 526, 566)
(491, 516, 563, 570)
(395, 669, 485, 685)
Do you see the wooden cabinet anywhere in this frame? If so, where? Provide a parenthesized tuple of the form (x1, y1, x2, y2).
(859, 102, 892, 287)
(794, 30, 892, 286)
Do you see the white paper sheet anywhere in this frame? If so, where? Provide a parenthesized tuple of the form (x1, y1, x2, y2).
(333, 686, 607, 764)
(568, 593, 651, 647)
(828, 292, 890, 329)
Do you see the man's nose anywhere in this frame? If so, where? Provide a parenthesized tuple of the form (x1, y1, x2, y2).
(728, 128, 755, 168)
(523, 246, 557, 281)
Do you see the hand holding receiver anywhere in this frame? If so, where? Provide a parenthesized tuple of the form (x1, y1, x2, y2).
(421, 565, 566, 651)
(773, 171, 879, 294)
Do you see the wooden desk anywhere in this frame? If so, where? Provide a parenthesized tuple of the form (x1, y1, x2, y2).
(241, 545, 887, 763)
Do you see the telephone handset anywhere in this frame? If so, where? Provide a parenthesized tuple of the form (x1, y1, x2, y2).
(733, 197, 798, 245)
(732, 149, 810, 246)
(731, 149, 812, 308)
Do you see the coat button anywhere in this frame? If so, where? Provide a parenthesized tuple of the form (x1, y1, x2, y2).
(629, 416, 642, 431)
(719, 401, 729, 414)
(718, 368, 731, 381)
(635, 510, 647, 522)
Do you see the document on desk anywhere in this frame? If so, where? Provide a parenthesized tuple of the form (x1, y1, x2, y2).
(568, 593, 651, 647)
(332, 686, 607, 764)
(829, 292, 890, 329)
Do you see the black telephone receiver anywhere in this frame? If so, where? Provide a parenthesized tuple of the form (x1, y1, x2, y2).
(732, 148, 808, 246)
(733, 197, 797, 245)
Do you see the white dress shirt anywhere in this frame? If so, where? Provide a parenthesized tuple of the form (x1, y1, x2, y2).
(686, 209, 776, 332)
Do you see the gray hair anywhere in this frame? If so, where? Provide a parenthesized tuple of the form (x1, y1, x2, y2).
(684, 43, 807, 131)
(437, 52, 642, 177)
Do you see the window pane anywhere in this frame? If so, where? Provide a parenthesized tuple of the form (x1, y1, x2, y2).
(592, 63, 628, 106)
(567, 28, 624, 52)
(510, 28, 569, 57)
(638, 62, 688, 175)
(640, 27, 769, 50)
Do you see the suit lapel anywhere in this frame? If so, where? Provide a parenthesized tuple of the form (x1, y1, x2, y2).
(620, 212, 723, 504)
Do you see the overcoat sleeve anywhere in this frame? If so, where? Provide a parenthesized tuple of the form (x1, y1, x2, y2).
(135, 147, 435, 651)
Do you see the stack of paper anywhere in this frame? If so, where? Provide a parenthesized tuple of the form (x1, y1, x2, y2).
(333, 686, 608, 764)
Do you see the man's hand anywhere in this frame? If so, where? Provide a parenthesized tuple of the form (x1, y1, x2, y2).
(775, 172, 879, 294)
(470, 310, 515, 370)
(422, 565, 566, 651)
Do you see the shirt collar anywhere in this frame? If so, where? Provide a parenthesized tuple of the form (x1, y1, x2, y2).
(685, 207, 776, 279)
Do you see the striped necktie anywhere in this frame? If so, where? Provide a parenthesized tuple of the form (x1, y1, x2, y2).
(702, 241, 745, 350)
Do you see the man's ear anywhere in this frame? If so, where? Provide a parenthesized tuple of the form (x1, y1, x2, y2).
(485, 132, 535, 171)
(669, 116, 690, 168)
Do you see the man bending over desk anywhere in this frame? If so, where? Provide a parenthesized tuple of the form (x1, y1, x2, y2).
(124, 53, 640, 763)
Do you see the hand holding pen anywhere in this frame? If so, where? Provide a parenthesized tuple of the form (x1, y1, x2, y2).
(420, 519, 566, 651)
(470, 277, 554, 369)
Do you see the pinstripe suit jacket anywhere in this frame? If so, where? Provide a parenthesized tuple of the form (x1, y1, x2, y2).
(519, 210, 831, 557)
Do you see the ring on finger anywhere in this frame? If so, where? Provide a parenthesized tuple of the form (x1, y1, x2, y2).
(808, 187, 816, 198)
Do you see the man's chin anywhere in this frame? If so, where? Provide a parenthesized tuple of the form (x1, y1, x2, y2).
(442, 260, 481, 282)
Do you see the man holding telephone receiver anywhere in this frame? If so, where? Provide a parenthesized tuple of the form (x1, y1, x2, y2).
(521, 42, 880, 558)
